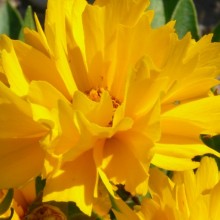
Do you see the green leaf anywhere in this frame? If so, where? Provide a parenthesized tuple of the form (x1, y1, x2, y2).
(200, 134, 220, 169)
(163, 0, 179, 22)
(66, 202, 82, 219)
(148, 0, 166, 28)
(0, 189, 13, 215)
(45, 202, 96, 220)
(19, 5, 36, 41)
(35, 176, 46, 196)
(0, 1, 23, 39)
(212, 23, 220, 42)
(86, 0, 95, 4)
(200, 134, 220, 152)
(171, 0, 200, 40)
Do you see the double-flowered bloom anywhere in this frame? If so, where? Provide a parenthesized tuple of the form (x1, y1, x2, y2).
(0, 0, 220, 216)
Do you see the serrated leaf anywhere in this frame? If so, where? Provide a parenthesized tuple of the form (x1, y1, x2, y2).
(19, 5, 36, 41)
(0, 1, 23, 39)
(0, 189, 13, 215)
(171, 0, 200, 40)
(212, 23, 220, 42)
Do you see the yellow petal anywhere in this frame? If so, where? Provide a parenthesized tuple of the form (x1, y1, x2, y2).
(0, 82, 48, 138)
(149, 168, 174, 205)
(187, 34, 220, 69)
(15, 180, 36, 204)
(140, 198, 160, 220)
(13, 41, 71, 99)
(53, 100, 82, 159)
(92, 179, 112, 217)
(124, 56, 166, 119)
(43, 150, 98, 216)
(82, 4, 105, 88)
(0, 138, 45, 188)
(0, 84, 47, 188)
(44, 0, 77, 97)
(210, 181, 220, 220)
(102, 138, 149, 195)
(113, 198, 140, 220)
(161, 96, 220, 134)
(94, 0, 150, 27)
(116, 100, 160, 164)
(65, 0, 88, 89)
(160, 118, 204, 144)
(160, 33, 191, 85)
(195, 157, 219, 194)
(24, 25, 50, 57)
(175, 184, 190, 216)
(28, 81, 67, 109)
(154, 143, 220, 160)
(107, 15, 153, 100)
(0, 35, 28, 96)
(24, 13, 52, 57)
(72, 90, 113, 127)
(151, 154, 200, 171)
(178, 170, 197, 210)
(144, 21, 175, 68)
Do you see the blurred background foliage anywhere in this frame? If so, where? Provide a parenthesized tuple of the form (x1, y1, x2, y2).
(1, 0, 220, 40)
(0, 0, 217, 38)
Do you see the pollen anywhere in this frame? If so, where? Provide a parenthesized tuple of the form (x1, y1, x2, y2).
(86, 88, 121, 127)
(87, 88, 105, 102)
(86, 88, 121, 109)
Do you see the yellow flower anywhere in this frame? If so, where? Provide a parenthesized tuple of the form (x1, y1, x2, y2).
(1, 0, 220, 216)
(0, 0, 161, 215)
(147, 19, 220, 170)
(114, 157, 220, 220)
(144, 156, 220, 220)
(0, 181, 36, 220)
(0, 180, 68, 220)
(151, 32, 220, 170)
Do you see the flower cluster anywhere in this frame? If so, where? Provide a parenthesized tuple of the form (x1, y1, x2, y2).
(0, 0, 220, 219)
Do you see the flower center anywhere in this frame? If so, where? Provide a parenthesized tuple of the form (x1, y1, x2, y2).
(86, 88, 121, 108)
(87, 88, 105, 102)
(86, 88, 121, 127)
(25, 204, 66, 220)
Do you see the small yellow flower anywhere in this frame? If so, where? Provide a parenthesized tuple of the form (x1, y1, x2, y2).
(114, 157, 220, 220)
(148, 157, 220, 220)
(144, 157, 220, 220)
(0, 181, 36, 220)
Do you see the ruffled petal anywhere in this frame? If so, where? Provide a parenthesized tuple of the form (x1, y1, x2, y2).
(43, 150, 98, 216)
